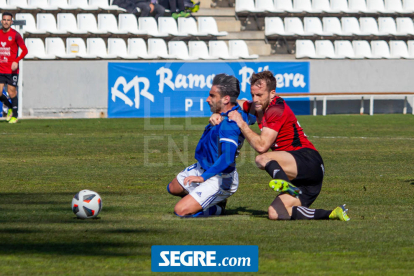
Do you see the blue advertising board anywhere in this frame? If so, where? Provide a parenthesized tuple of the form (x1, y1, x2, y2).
(108, 62, 310, 118)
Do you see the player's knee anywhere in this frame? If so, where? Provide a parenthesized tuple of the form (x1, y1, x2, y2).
(174, 204, 190, 217)
(255, 154, 268, 169)
(268, 206, 279, 220)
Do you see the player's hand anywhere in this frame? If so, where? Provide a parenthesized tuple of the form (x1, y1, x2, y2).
(228, 110, 243, 126)
(149, 3, 155, 12)
(209, 113, 222, 126)
(183, 176, 204, 186)
(11, 62, 18, 71)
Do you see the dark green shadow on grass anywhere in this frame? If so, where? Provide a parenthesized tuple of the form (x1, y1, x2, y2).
(0, 241, 150, 257)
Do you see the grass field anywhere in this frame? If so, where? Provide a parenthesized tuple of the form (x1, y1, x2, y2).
(0, 114, 413, 275)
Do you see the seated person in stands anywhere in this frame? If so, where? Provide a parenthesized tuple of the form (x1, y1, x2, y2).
(159, 0, 190, 19)
(113, 0, 165, 20)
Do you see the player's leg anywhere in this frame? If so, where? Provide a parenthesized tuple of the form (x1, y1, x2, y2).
(7, 75, 18, 123)
(0, 81, 12, 119)
(255, 151, 297, 181)
(167, 177, 188, 197)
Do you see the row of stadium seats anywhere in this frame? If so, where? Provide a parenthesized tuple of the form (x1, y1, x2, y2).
(25, 38, 259, 59)
(0, 0, 125, 11)
(236, 0, 414, 14)
(265, 16, 414, 37)
(15, 13, 227, 37)
(296, 39, 414, 58)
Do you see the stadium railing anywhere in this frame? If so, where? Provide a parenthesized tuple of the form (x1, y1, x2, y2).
(278, 92, 414, 115)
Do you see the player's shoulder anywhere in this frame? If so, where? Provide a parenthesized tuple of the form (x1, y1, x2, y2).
(220, 116, 240, 131)
(266, 99, 285, 118)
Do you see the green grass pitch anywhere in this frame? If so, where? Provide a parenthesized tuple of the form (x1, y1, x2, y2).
(0, 114, 413, 275)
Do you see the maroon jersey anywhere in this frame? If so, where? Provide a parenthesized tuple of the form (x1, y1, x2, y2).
(243, 96, 317, 152)
(0, 28, 28, 74)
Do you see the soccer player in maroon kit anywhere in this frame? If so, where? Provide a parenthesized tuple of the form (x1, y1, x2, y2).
(211, 71, 350, 221)
(0, 12, 28, 123)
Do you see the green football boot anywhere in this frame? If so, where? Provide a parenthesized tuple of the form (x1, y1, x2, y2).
(329, 204, 350, 221)
(8, 117, 18, 124)
(6, 109, 12, 122)
(269, 179, 302, 198)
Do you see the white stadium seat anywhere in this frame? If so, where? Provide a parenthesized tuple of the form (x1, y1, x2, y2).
(366, 0, 386, 13)
(188, 41, 218, 59)
(37, 13, 67, 34)
(168, 41, 196, 60)
(385, 0, 403, 12)
(209, 41, 238, 59)
(352, 40, 372, 58)
(285, 17, 304, 35)
(86, 38, 116, 59)
(127, 38, 157, 59)
(235, 0, 257, 12)
(49, 0, 77, 10)
(403, 0, 414, 12)
(378, 17, 397, 35)
(147, 38, 172, 58)
(9, 0, 37, 10)
(312, 0, 332, 12)
(69, 0, 98, 10)
(304, 17, 325, 35)
(45, 37, 76, 59)
(198, 17, 228, 36)
(348, 0, 368, 12)
(293, 0, 313, 12)
(334, 40, 356, 58)
(0, 0, 17, 9)
(370, 40, 390, 58)
(108, 38, 137, 59)
(396, 17, 414, 35)
(119, 14, 147, 35)
(296, 40, 315, 58)
(255, 0, 278, 12)
(16, 13, 46, 34)
(25, 38, 55, 59)
(359, 17, 382, 35)
(57, 13, 87, 34)
(90, 0, 125, 11)
(178, 17, 206, 36)
(28, 0, 58, 10)
(77, 13, 107, 34)
(66, 37, 88, 58)
(342, 17, 362, 35)
(98, 13, 127, 34)
(229, 40, 258, 59)
(323, 17, 343, 35)
(265, 17, 287, 36)
(274, 0, 295, 12)
(158, 17, 180, 36)
(407, 40, 414, 58)
(389, 40, 409, 58)
(314, 40, 338, 58)
(139, 17, 167, 37)
(330, 0, 349, 12)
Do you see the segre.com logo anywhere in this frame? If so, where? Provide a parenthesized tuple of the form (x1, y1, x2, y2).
(151, 245, 259, 272)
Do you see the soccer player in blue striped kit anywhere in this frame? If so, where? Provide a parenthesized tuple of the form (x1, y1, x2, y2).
(167, 74, 255, 217)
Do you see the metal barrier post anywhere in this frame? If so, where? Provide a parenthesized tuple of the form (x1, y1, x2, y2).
(322, 96, 327, 116)
(360, 96, 364, 115)
(370, 95, 374, 115)
(313, 97, 317, 116)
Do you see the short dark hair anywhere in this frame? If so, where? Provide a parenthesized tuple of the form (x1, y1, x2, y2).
(250, 71, 276, 92)
(2, 12, 13, 19)
(212, 73, 240, 105)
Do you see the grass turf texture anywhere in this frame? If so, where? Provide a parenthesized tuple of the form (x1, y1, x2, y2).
(0, 114, 413, 275)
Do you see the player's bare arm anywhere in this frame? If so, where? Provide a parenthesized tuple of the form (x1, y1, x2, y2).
(228, 110, 277, 153)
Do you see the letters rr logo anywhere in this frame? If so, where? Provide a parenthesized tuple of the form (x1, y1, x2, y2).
(111, 76, 154, 109)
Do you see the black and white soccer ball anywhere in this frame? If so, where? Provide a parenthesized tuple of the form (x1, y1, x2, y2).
(72, 190, 102, 219)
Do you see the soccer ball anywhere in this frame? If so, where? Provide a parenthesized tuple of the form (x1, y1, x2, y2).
(72, 190, 102, 219)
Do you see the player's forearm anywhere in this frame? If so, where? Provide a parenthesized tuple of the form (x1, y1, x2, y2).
(239, 121, 269, 153)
